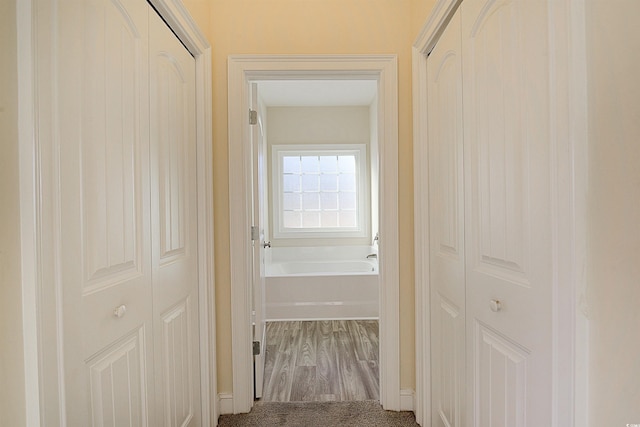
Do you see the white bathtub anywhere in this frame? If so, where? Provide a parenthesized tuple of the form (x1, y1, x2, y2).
(264, 246, 379, 320)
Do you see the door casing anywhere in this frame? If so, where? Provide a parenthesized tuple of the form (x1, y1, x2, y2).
(16, 0, 216, 424)
(227, 55, 401, 414)
(412, 0, 589, 426)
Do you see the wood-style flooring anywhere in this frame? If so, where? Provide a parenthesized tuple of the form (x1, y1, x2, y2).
(262, 320, 379, 403)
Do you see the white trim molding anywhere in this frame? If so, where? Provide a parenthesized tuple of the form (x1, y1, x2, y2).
(21, 0, 216, 425)
(412, 1, 588, 426)
(400, 389, 416, 412)
(228, 55, 401, 413)
(547, 1, 589, 425)
(218, 393, 234, 416)
(17, 0, 42, 424)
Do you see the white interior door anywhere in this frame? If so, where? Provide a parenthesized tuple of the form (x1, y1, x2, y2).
(149, 9, 201, 426)
(250, 83, 267, 399)
(58, 0, 155, 425)
(462, 0, 553, 425)
(427, 9, 465, 427)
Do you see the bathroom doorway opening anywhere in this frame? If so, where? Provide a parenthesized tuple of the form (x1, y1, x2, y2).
(254, 79, 380, 402)
(228, 55, 401, 414)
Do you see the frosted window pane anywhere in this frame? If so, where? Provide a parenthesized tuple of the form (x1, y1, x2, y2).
(338, 156, 356, 173)
(320, 174, 338, 192)
(301, 156, 319, 173)
(302, 193, 320, 210)
(302, 175, 319, 192)
(283, 211, 301, 228)
(320, 193, 338, 210)
(339, 174, 356, 192)
(320, 156, 338, 173)
(283, 193, 301, 211)
(283, 175, 300, 192)
(277, 148, 364, 233)
(339, 192, 357, 210)
(302, 212, 320, 228)
(339, 211, 357, 227)
(321, 211, 338, 227)
(283, 156, 300, 174)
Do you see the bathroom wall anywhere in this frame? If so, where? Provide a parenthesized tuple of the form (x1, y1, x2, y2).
(266, 106, 373, 247)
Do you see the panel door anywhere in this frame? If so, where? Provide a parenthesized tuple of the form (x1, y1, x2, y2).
(57, 0, 155, 425)
(461, 0, 553, 425)
(427, 9, 465, 427)
(149, 9, 201, 427)
(250, 84, 268, 399)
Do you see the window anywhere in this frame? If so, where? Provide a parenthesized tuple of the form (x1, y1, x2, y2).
(272, 144, 368, 238)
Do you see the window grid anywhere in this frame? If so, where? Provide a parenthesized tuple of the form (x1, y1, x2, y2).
(281, 155, 357, 229)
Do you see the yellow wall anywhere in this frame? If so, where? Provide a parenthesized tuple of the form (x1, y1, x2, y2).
(179, 0, 436, 396)
(586, 1, 640, 425)
(182, 0, 212, 42)
(411, 0, 438, 40)
(0, 0, 27, 426)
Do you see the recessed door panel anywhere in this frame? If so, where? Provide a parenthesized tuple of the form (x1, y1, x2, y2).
(474, 321, 528, 427)
(465, 0, 530, 287)
(155, 54, 190, 262)
(435, 295, 462, 427)
(82, 0, 145, 294)
(161, 299, 194, 426)
(88, 328, 149, 427)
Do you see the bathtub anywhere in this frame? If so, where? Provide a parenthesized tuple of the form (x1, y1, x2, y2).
(264, 246, 379, 320)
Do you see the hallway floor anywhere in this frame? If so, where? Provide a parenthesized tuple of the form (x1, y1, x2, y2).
(217, 400, 419, 427)
(261, 320, 379, 402)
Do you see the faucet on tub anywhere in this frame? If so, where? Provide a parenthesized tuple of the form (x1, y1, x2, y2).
(366, 253, 377, 259)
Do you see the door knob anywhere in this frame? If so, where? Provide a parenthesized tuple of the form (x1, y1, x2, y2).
(113, 304, 127, 318)
(262, 241, 271, 248)
(489, 299, 502, 312)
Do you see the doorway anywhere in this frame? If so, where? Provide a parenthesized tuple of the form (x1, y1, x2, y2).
(253, 79, 380, 402)
(227, 55, 401, 414)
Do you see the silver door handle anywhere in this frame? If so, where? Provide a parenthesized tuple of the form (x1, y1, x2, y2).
(262, 241, 271, 248)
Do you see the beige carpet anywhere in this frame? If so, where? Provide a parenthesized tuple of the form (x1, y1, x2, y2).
(218, 401, 420, 426)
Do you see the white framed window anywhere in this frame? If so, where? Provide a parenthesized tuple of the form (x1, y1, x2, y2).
(272, 144, 369, 239)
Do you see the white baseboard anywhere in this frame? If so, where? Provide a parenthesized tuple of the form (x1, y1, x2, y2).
(400, 389, 415, 412)
(218, 393, 234, 415)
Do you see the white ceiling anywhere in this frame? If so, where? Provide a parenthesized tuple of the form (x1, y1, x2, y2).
(257, 80, 377, 107)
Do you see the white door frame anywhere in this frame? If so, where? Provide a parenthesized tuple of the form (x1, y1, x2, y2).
(228, 55, 401, 414)
(17, 0, 216, 425)
(411, 0, 589, 426)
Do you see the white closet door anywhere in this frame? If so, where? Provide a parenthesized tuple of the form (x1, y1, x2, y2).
(250, 84, 267, 399)
(427, 9, 465, 427)
(462, 0, 553, 425)
(149, 9, 201, 427)
(57, 0, 155, 425)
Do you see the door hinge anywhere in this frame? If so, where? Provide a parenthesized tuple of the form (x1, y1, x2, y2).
(251, 225, 259, 241)
(253, 340, 261, 356)
(249, 109, 258, 125)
